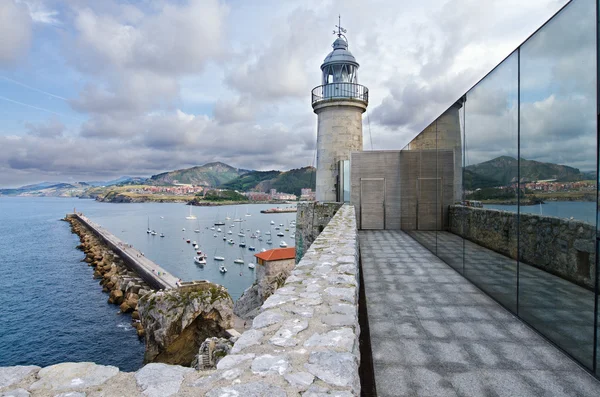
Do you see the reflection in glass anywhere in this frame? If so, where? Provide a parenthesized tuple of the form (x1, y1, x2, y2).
(461, 51, 519, 312)
(519, 0, 596, 368)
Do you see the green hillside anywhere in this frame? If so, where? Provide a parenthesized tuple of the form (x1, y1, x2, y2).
(465, 156, 583, 189)
(220, 166, 316, 196)
(220, 170, 281, 191)
(149, 162, 249, 186)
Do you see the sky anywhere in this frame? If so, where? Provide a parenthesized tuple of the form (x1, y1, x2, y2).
(0, 0, 572, 188)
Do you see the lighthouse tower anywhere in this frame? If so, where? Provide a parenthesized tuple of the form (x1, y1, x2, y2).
(312, 19, 368, 202)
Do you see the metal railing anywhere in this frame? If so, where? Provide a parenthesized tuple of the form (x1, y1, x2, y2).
(311, 83, 369, 105)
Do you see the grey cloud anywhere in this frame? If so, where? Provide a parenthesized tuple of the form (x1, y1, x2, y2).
(25, 118, 65, 137)
(0, 1, 32, 65)
(213, 96, 256, 125)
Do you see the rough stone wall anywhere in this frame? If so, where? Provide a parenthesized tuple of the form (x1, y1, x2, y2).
(449, 205, 596, 289)
(256, 258, 296, 301)
(315, 101, 366, 202)
(0, 205, 362, 396)
(295, 201, 343, 263)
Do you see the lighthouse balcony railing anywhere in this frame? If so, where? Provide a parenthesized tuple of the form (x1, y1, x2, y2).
(311, 83, 369, 106)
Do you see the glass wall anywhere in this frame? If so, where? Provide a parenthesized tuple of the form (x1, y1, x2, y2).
(400, 0, 599, 374)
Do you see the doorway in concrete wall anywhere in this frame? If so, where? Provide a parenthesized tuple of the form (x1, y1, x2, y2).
(360, 178, 385, 229)
(417, 177, 442, 230)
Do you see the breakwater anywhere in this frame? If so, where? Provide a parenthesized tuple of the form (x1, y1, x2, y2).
(69, 213, 178, 290)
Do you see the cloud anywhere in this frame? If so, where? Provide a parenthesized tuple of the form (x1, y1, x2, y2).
(0, 0, 32, 66)
(18, 0, 61, 25)
(25, 117, 65, 138)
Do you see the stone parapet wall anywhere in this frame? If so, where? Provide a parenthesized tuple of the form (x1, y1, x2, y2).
(449, 205, 596, 289)
(1, 205, 361, 396)
(295, 201, 343, 262)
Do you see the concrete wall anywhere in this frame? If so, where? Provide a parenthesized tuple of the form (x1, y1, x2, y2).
(449, 205, 596, 289)
(400, 150, 454, 231)
(314, 101, 366, 202)
(408, 100, 463, 202)
(295, 201, 342, 262)
(350, 151, 401, 229)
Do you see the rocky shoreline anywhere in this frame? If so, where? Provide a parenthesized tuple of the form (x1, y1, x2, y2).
(64, 215, 152, 337)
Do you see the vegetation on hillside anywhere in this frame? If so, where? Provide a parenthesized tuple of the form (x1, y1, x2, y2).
(149, 162, 249, 186)
(270, 167, 316, 196)
(464, 156, 584, 190)
(220, 170, 280, 191)
(199, 189, 248, 202)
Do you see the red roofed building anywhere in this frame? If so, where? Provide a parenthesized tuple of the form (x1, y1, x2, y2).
(253, 247, 296, 301)
(254, 247, 296, 264)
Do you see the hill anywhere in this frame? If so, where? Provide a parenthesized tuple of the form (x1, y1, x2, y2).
(148, 162, 250, 186)
(0, 182, 90, 197)
(221, 166, 316, 196)
(465, 156, 583, 190)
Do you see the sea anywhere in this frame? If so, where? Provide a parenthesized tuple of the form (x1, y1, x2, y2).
(484, 201, 597, 226)
(0, 197, 296, 372)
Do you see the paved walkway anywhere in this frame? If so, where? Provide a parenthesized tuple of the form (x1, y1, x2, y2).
(360, 230, 600, 397)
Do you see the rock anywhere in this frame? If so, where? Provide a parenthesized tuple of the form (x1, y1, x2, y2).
(321, 314, 355, 327)
(231, 329, 263, 354)
(54, 393, 86, 397)
(269, 319, 309, 347)
(135, 363, 193, 397)
(324, 287, 355, 303)
(0, 366, 39, 389)
(0, 388, 30, 397)
(304, 328, 356, 352)
(233, 283, 261, 319)
(216, 353, 255, 370)
(251, 354, 289, 375)
(29, 362, 119, 392)
(137, 284, 233, 366)
(119, 301, 133, 313)
(108, 289, 123, 305)
(252, 310, 285, 329)
(304, 351, 357, 388)
(131, 311, 140, 320)
(193, 337, 233, 369)
(284, 371, 314, 391)
(262, 294, 298, 309)
(205, 382, 286, 397)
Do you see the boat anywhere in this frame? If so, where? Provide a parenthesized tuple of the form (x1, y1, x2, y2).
(285, 228, 289, 231)
(258, 237, 263, 241)
(223, 236, 227, 241)
(196, 251, 207, 258)
(275, 227, 280, 230)
(266, 239, 273, 245)
(250, 234, 257, 239)
(256, 230, 260, 234)
(214, 254, 225, 261)
(279, 241, 288, 247)
(213, 234, 218, 237)
(217, 228, 222, 233)
(210, 226, 215, 231)
(194, 256, 206, 265)
(160, 233, 165, 237)
(146, 217, 151, 234)
(261, 248, 267, 252)
(234, 258, 244, 264)
(186, 239, 191, 243)
(182, 228, 186, 231)
(225, 213, 231, 220)
(266, 231, 271, 235)
(290, 233, 295, 239)
(248, 263, 255, 269)
(194, 229, 200, 233)
(193, 244, 199, 249)
(219, 265, 227, 273)
(214, 221, 225, 226)
(239, 242, 246, 248)
(245, 206, 251, 217)
(151, 230, 157, 235)
(192, 241, 197, 245)
(238, 232, 245, 237)
(248, 246, 256, 251)
(186, 206, 197, 220)
(270, 220, 275, 225)
(227, 230, 233, 235)
(276, 231, 284, 237)
(279, 223, 284, 227)
(233, 218, 243, 222)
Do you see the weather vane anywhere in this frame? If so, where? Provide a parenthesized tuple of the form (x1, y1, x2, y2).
(333, 14, 347, 40)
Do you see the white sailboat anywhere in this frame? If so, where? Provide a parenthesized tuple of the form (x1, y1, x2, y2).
(194, 256, 206, 265)
(146, 217, 151, 234)
(245, 206, 251, 217)
(186, 205, 197, 220)
(219, 265, 227, 273)
(279, 240, 288, 247)
(248, 263, 255, 269)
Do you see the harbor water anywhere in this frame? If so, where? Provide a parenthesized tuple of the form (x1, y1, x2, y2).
(0, 197, 296, 371)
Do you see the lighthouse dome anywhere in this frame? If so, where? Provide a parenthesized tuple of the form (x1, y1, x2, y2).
(321, 37, 359, 70)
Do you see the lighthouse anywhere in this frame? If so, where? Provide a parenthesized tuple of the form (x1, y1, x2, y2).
(311, 18, 369, 202)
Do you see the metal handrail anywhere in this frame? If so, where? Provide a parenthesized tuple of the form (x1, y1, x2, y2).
(311, 83, 369, 105)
